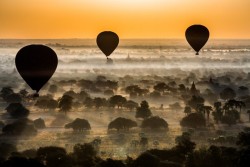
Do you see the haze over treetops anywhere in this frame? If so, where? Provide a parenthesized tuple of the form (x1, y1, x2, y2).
(0, 0, 249, 39)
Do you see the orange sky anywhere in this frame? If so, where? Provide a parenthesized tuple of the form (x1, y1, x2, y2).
(0, 0, 250, 39)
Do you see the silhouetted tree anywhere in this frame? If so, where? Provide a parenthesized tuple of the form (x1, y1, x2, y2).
(184, 106, 192, 115)
(134, 152, 159, 167)
(187, 95, 204, 109)
(2, 119, 37, 136)
(109, 95, 126, 108)
(136, 100, 152, 119)
(47, 99, 58, 110)
(0, 143, 17, 159)
(141, 116, 168, 130)
(1, 156, 45, 167)
(83, 97, 94, 108)
(34, 118, 46, 129)
(98, 158, 126, 167)
(93, 97, 107, 109)
(48, 84, 58, 94)
(65, 118, 91, 131)
(58, 95, 73, 114)
(104, 89, 114, 96)
(124, 100, 138, 111)
(174, 132, 196, 154)
(19, 89, 28, 97)
(4, 93, 22, 103)
(212, 102, 223, 123)
(169, 102, 182, 111)
(77, 90, 89, 101)
(36, 98, 58, 110)
(220, 87, 236, 100)
(237, 131, 250, 147)
(180, 113, 206, 128)
(72, 143, 97, 166)
(64, 90, 78, 99)
(154, 82, 169, 94)
(247, 110, 250, 122)
(37, 146, 72, 167)
(149, 91, 161, 99)
(0, 87, 14, 99)
(5, 103, 29, 118)
(108, 117, 137, 131)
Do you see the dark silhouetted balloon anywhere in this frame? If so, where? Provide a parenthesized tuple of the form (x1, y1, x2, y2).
(97, 31, 119, 58)
(15, 45, 58, 94)
(185, 25, 209, 55)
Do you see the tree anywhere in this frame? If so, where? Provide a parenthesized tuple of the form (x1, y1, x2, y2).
(36, 98, 58, 110)
(65, 118, 91, 131)
(83, 97, 94, 108)
(47, 99, 58, 110)
(196, 104, 213, 119)
(98, 159, 126, 167)
(58, 95, 73, 114)
(4, 93, 22, 103)
(141, 116, 168, 130)
(93, 97, 107, 109)
(34, 118, 46, 129)
(0, 87, 14, 99)
(184, 106, 192, 115)
(2, 119, 37, 136)
(72, 143, 97, 166)
(169, 102, 182, 111)
(149, 91, 161, 99)
(236, 131, 250, 147)
(134, 152, 159, 167)
(19, 89, 28, 97)
(204, 105, 213, 120)
(5, 103, 29, 118)
(178, 84, 186, 93)
(221, 115, 236, 126)
(48, 84, 58, 94)
(136, 100, 152, 119)
(187, 95, 204, 109)
(213, 102, 223, 123)
(221, 109, 240, 126)
(77, 90, 89, 101)
(174, 132, 196, 154)
(247, 110, 250, 122)
(104, 89, 114, 96)
(220, 87, 236, 100)
(180, 113, 206, 128)
(124, 100, 138, 111)
(108, 117, 137, 131)
(153, 82, 169, 94)
(37, 146, 71, 167)
(109, 95, 126, 108)
(0, 143, 17, 159)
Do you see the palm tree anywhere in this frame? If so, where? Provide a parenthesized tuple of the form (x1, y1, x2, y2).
(235, 100, 245, 113)
(204, 106, 213, 120)
(213, 102, 223, 123)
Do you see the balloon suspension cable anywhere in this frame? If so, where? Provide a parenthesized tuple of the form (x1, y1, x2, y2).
(196, 52, 199, 55)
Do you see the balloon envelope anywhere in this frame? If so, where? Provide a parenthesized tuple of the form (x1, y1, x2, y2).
(15, 45, 58, 93)
(96, 31, 119, 57)
(185, 25, 209, 55)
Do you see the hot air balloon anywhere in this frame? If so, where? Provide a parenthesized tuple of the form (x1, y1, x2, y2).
(15, 45, 58, 96)
(185, 25, 209, 55)
(96, 31, 119, 59)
